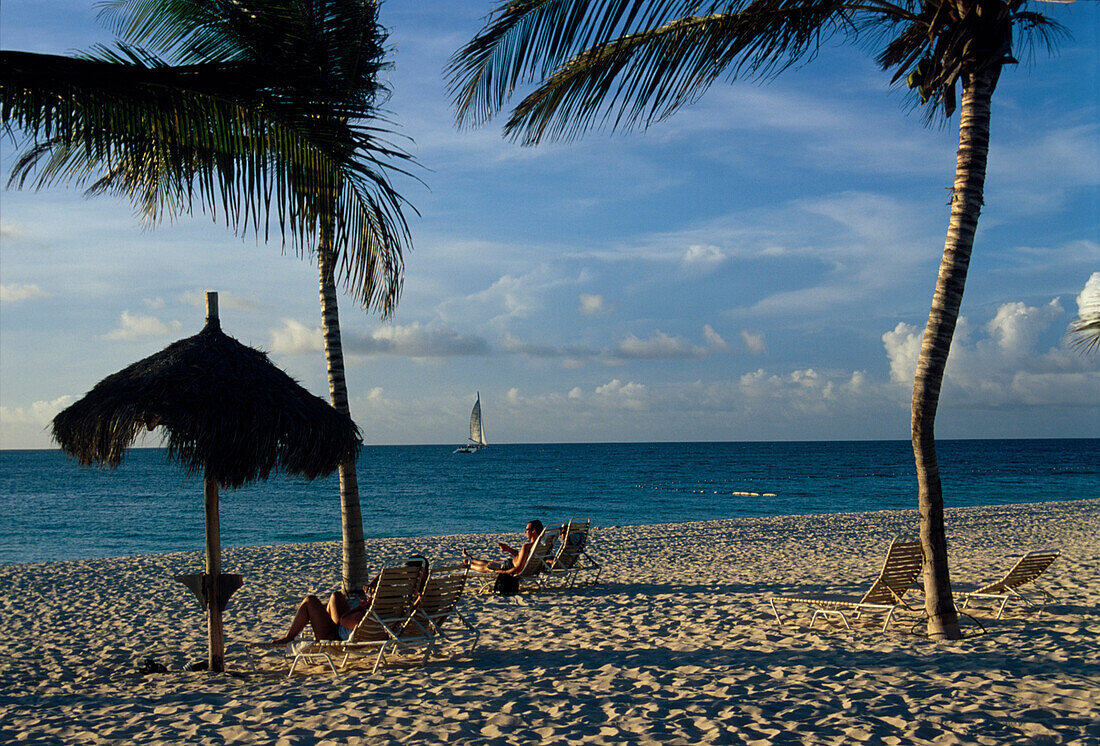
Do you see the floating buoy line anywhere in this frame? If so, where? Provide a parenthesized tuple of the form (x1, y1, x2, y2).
(635, 483, 778, 498)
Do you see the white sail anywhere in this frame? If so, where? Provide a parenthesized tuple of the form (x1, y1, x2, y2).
(469, 392, 486, 446)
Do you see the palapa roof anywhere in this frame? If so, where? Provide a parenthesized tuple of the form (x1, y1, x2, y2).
(52, 312, 361, 489)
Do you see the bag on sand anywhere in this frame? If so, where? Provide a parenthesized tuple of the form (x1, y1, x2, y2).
(494, 573, 519, 595)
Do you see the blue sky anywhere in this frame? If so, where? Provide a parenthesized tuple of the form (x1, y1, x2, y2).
(1, 0, 1097, 448)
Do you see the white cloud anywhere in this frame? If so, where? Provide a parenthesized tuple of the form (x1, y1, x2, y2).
(740, 329, 766, 354)
(270, 319, 323, 354)
(681, 244, 726, 271)
(881, 297, 1099, 408)
(507, 387, 521, 404)
(615, 331, 708, 360)
(0, 283, 47, 303)
(345, 323, 491, 359)
(272, 320, 492, 360)
(568, 387, 583, 399)
(104, 311, 183, 340)
(579, 293, 607, 315)
(883, 322, 923, 385)
(1075, 271, 1100, 317)
(986, 299, 1063, 356)
(0, 395, 75, 427)
(703, 325, 729, 351)
(594, 379, 647, 410)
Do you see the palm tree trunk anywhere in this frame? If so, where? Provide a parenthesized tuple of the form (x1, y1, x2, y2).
(317, 222, 369, 592)
(913, 70, 997, 640)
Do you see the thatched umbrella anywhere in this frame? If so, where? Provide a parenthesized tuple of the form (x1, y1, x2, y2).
(52, 292, 361, 672)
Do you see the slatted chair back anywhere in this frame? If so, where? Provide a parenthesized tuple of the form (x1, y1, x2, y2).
(348, 565, 425, 643)
(414, 563, 469, 632)
(552, 518, 591, 570)
(858, 538, 924, 606)
(974, 551, 1059, 595)
(517, 528, 556, 578)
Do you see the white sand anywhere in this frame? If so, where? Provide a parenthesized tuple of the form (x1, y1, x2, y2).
(1, 499, 1097, 744)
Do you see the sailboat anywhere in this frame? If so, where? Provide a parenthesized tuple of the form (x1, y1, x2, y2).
(454, 392, 487, 453)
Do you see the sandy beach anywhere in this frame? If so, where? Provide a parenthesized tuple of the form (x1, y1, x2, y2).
(1, 498, 1097, 744)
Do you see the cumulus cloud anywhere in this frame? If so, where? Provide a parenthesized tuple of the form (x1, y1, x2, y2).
(1076, 272, 1100, 315)
(593, 379, 647, 409)
(735, 367, 878, 418)
(104, 311, 182, 340)
(986, 299, 1063, 356)
(882, 297, 1099, 408)
(882, 322, 922, 384)
(1070, 272, 1100, 342)
(0, 395, 75, 426)
(270, 319, 323, 354)
(579, 293, 608, 315)
(740, 329, 766, 354)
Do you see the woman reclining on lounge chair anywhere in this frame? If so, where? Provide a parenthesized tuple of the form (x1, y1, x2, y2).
(270, 556, 428, 644)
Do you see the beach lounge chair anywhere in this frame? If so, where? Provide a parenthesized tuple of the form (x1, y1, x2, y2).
(245, 564, 426, 677)
(471, 526, 557, 594)
(412, 562, 479, 655)
(958, 550, 1059, 619)
(768, 537, 924, 633)
(547, 518, 602, 588)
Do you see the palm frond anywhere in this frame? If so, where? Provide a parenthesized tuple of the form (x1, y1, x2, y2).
(452, 0, 918, 142)
(98, 0, 418, 315)
(1068, 315, 1100, 355)
(3, 0, 420, 315)
(448, 0, 712, 128)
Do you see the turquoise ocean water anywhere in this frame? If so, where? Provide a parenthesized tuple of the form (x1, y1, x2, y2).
(1, 439, 1096, 564)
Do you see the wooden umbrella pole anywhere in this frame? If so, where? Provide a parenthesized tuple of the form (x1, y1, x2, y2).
(204, 471, 225, 673)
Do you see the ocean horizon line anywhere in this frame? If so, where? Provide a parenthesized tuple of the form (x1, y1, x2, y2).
(3, 435, 1096, 453)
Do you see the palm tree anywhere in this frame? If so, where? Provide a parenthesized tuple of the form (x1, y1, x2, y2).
(447, 0, 1070, 639)
(2, 0, 416, 590)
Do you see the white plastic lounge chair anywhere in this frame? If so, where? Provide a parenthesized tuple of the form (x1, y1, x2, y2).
(245, 564, 426, 677)
(768, 537, 925, 633)
(547, 518, 602, 588)
(412, 562, 479, 655)
(958, 550, 1059, 619)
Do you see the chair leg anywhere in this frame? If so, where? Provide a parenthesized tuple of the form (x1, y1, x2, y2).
(371, 643, 391, 675)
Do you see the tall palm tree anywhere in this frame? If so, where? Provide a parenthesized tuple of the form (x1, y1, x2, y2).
(2, 0, 416, 590)
(447, 0, 1069, 639)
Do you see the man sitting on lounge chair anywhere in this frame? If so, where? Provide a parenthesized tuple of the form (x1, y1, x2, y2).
(270, 556, 428, 644)
(462, 520, 543, 576)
